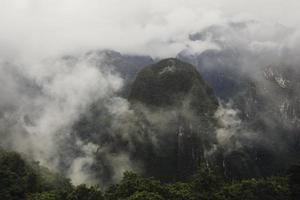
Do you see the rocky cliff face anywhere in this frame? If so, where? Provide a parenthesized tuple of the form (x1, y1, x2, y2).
(70, 57, 220, 183)
(70, 47, 300, 183)
(262, 65, 300, 131)
(128, 58, 218, 181)
(178, 24, 300, 178)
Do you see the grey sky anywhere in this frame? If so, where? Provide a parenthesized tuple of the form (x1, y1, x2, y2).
(0, 0, 299, 59)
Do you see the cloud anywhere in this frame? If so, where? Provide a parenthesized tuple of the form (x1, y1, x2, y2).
(214, 103, 242, 146)
(1, 0, 299, 59)
(0, 52, 127, 185)
(1, 0, 300, 185)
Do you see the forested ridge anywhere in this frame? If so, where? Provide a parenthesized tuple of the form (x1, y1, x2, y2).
(1, 149, 299, 200)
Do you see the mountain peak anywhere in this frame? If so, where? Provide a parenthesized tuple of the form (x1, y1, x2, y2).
(129, 58, 218, 115)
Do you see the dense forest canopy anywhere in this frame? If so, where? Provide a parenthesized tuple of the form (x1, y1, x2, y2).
(1, 148, 300, 200)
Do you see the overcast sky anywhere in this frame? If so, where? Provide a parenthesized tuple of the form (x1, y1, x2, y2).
(0, 0, 299, 60)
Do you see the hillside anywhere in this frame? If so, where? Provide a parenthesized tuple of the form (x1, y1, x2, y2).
(1, 149, 298, 200)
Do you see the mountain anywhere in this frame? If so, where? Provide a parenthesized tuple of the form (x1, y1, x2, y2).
(129, 58, 218, 114)
(84, 50, 154, 97)
(72, 58, 219, 183)
(84, 50, 154, 81)
(177, 24, 300, 178)
(128, 58, 218, 181)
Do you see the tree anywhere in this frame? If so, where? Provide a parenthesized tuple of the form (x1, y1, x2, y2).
(105, 172, 164, 200)
(216, 177, 290, 200)
(287, 164, 300, 200)
(67, 184, 104, 200)
(0, 151, 32, 199)
(163, 182, 196, 200)
(191, 164, 224, 200)
(126, 191, 164, 200)
(26, 192, 57, 200)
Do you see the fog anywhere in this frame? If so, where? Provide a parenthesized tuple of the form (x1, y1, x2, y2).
(1, 0, 300, 60)
(0, 54, 125, 185)
(1, 0, 300, 186)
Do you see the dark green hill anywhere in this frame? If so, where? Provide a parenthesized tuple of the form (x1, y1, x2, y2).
(129, 58, 218, 115)
(0, 149, 104, 200)
(127, 58, 219, 181)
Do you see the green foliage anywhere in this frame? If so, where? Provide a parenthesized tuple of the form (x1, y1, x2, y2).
(105, 170, 291, 200)
(192, 164, 224, 191)
(216, 177, 290, 200)
(163, 182, 196, 200)
(0, 149, 72, 200)
(191, 164, 224, 200)
(126, 191, 164, 200)
(0, 150, 37, 200)
(0, 149, 293, 200)
(106, 171, 195, 200)
(26, 191, 57, 200)
(67, 184, 104, 200)
(105, 171, 164, 200)
(287, 164, 300, 200)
